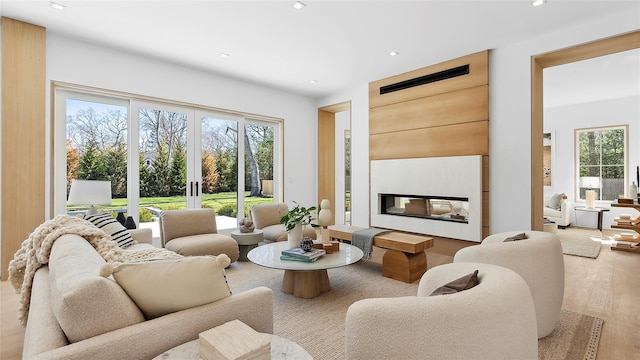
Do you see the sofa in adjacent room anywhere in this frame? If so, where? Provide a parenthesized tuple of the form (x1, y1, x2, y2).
(18, 223, 273, 360)
(544, 192, 572, 227)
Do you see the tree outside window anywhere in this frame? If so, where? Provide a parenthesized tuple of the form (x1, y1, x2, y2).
(577, 126, 626, 201)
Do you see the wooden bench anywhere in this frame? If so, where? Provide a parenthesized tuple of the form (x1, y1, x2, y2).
(328, 225, 433, 283)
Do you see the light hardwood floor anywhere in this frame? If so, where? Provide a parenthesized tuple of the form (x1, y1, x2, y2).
(1, 228, 638, 359)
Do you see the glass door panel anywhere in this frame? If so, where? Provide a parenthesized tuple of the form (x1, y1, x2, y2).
(200, 114, 239, 230)
(245, 121, 276, 212)
(138, 107, 188, 223)
(65, 96, 128, 216)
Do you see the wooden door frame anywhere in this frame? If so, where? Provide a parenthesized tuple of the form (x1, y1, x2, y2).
(531, 31, 640, 230)
(318, 101, 351, 226)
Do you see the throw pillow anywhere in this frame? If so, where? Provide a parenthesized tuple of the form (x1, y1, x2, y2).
(85, 212, 134, 248)
(503, 232, 529, 242)
(430, 270, 479, 296)
(549, 193, 565, 211)
(108, 255, 232, 319)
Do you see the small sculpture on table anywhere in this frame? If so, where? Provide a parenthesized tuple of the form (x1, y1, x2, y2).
(318, 199, 332, 246)
(238, 218, 255, 233)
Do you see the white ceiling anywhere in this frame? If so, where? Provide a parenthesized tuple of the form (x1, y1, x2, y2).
(1, 0, 638, 103)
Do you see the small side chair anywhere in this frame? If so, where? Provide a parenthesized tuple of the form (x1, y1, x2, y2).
(159, 208, 239, 263)
(249, 203, 317, 243)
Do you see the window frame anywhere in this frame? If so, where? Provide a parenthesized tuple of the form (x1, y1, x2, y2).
(53, 82, 284, 225)
(574, 124, 629, 203)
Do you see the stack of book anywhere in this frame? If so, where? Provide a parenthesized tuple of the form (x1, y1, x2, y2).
(280, 247, 326, 262)
(614, 214, 640, 225)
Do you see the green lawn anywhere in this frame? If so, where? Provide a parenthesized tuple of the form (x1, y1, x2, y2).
(68, 192, 273, 219)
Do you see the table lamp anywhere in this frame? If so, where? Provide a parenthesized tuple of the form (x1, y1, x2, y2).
(67, 180, 112, 215)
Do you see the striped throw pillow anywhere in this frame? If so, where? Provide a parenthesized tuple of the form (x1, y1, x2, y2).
(85, 212, 134, 248)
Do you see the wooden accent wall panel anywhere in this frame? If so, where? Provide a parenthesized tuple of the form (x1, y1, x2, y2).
(370, 121, 488, 160)
(369, 51, 488, 109)
(317, 110, 335, 225)
(370, 85, 488, 135)
(369, 50, 490, 240)
(1, 18, 46, 279)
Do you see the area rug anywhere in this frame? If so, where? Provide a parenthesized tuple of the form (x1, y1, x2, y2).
(538, 310, 604, 360)
(224, 260, 603, 360)
(558, 229, 602, 258)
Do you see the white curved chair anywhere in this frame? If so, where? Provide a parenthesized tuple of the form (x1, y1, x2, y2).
(345, 262, 538, 360)
(454, 230, 564, 338)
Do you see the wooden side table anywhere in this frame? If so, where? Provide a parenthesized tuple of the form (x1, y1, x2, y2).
(328, 225, 433, 283)
(610, 200, 640, 253)
(574, 206, 610, 231)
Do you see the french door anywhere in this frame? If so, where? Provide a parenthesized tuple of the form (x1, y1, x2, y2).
(57, 87, 280, 231)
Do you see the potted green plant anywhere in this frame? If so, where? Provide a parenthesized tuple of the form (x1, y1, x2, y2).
(280, 202, 319, 248)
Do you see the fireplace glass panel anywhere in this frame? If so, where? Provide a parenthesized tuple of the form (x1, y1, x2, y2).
(380, 194, 469, 223)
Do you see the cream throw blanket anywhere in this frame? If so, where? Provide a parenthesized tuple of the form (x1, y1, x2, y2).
(8, 214, 180, 326)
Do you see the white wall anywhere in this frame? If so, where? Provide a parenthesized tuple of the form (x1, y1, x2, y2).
(45, 33, 319, 217)
(491, 10, 639, 233)
(545, 96, 640, 229)
(319, 9, 639, 234)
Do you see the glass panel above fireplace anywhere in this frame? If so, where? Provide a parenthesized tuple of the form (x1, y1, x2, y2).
(379, 194, 469, 223)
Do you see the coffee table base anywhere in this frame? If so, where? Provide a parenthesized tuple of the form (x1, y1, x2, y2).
(282, 269, 331, 299)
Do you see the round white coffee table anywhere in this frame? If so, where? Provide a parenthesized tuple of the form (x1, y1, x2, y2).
(247, 241, 363, 299)
(230, 229, 264, 261)
(153, 333, 312, 360)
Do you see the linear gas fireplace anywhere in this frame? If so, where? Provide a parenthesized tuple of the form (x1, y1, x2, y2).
(370, 156, 483, 242)
(380, 194, 469, 223)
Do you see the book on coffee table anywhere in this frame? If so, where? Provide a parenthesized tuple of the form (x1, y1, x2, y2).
(280, 254, 320, 262)
(281, 247, 325, 260)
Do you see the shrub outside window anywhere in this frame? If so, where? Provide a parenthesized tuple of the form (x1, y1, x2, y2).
(576, 125, 627, 202)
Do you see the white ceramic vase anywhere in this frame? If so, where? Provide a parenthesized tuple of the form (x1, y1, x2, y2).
(630, 181, 638, 199)
(287, 223, 303, 248)
(318, 199, 332, 244)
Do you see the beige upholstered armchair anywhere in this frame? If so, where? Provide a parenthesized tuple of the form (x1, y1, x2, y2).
(248, 203, 317, 243)
(345, 262, 538, 360)
(454, 230, 564, 338)
(159, 208, 239, 263)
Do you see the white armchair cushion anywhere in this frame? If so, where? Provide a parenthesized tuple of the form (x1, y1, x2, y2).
(548, 193, 566, 210)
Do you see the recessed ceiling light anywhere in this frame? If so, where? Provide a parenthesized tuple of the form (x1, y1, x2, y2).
(293, 1, 306, 10)
(532, 0, 546, 7)
(50, 2, 66, 11)
(219, 53, 230, 58)
(389, 51, 400, 56)
(309, 80, 318, 84)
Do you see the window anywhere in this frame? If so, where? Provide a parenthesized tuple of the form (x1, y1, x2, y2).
(576, 125, 627, 201)
(55, 85, 282, 232)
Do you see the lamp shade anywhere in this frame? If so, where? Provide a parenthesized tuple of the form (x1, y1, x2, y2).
(67, 180, 112, 214)
(580, 176, 600, 188)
